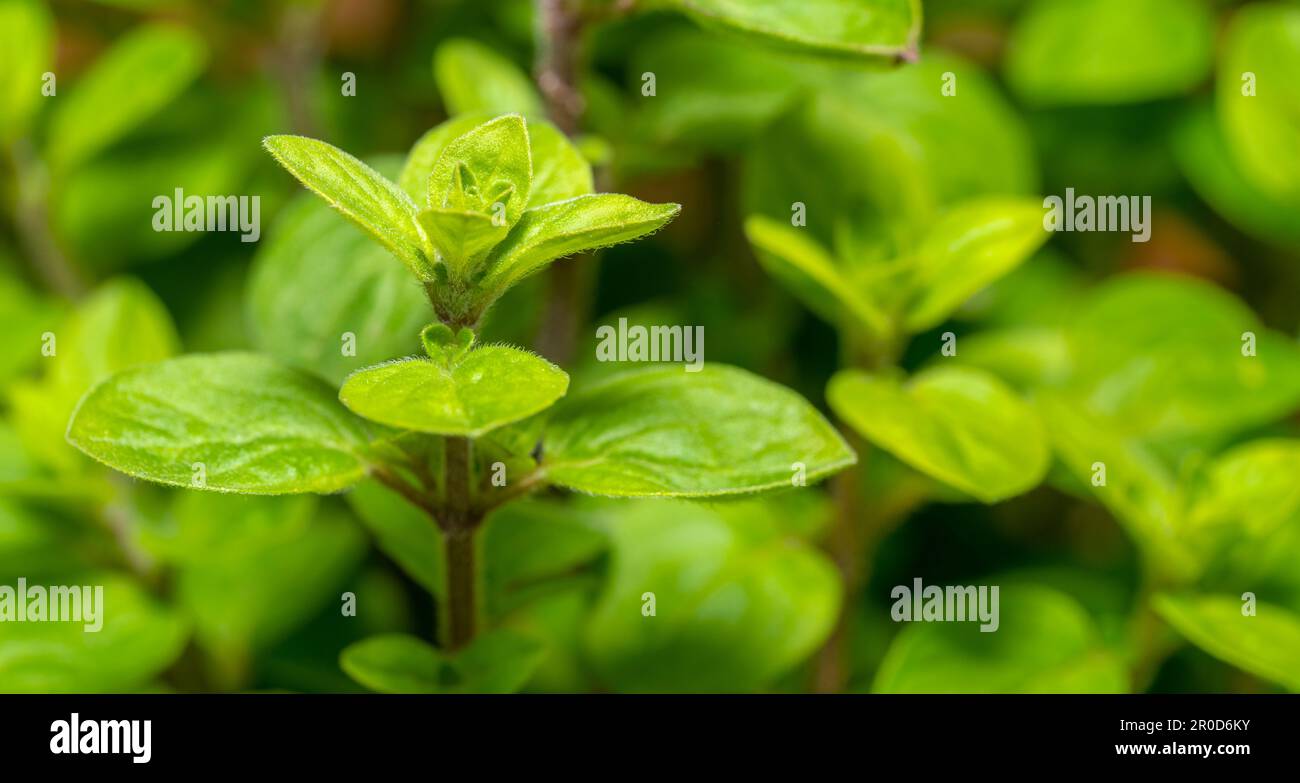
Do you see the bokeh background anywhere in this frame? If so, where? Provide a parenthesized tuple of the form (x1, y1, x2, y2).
(2, 0, 1300, 693)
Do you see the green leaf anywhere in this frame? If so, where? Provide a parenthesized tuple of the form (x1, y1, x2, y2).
(339, 328, 568, 437)
(1189, 439, 1300, 539)
(401, 115, 590, 209)
(427, 114, 532, 231)
(415, 208, 508, 275)
(670, 0, 921, 59)
(398, 114, 488, 200)
(340, 631, 544, 693)
(947, 327, 1071, 391)
(1154, 593, 1300, 692)
(583, 499, 840, 692)
(1035, 393, 1197, 579)
(10, 278, 178, 473)
(1216, 3, 1300, 202)
(173, 496, 366, 676)
(348, 478, 443, 596)
(873, 585, 1127, 693)
(827, 366, 1049, 503)
(901, 198, 1051, 332)
(745, 53, 1038, 253)
(743, 215, 890, 339)
(1173, 105, 1300, 248)
(630, 25, 831, 151)
(263, 135, 433, 279)
(67, 352, 371, 494)
(46, 24, 208, 169)
(433, 38, 543, 117)
(544, 364, 855, 497)
(525, 120, 594, 207)
(480, 194, 680, 296)
(483, 500, 607, 616)
(247, 168, 431, 387)
(1063, 272, 1300, 441)
(0, 271, 60, 386)
(0, 0, 52, 143)
(1004, 0, 1213, 106)
(0, 574, 188, 693)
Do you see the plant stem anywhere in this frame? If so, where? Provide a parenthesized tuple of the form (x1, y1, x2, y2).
(535, 0, 584, 136)
(7, 139, 85, 299)
(441, 436, 481, 650)
(269, 3, 323, 136)
(443, 527, 478, 650)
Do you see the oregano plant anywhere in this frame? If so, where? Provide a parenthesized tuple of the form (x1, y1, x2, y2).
(66, 114, 855, 684)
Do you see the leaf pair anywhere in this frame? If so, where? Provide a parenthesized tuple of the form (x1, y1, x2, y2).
(339, 325, 568, 438)
(68, 350, 855, 501)
(264, 114, 680, 325)
(746, 197, 1050, 342)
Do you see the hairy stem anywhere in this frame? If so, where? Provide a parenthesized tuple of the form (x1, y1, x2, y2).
(7, 140, 84, 299)
(441, 436, 481, 650)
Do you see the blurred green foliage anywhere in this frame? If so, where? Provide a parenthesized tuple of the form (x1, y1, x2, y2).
(2, 0, 1300, 694)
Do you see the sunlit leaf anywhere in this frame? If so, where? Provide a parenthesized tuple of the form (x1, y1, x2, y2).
(68, 353, 371, 494)
(828, 366, 1048, 503)
(545, 365, 854, 497)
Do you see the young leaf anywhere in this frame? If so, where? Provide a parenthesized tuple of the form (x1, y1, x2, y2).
(247, 171, 431, 386)
(340, 631, 544, 694)
(46, 24, 208, 170)
(670, 0, 921, 60)
(434, 38, 544, 117)
(1154, 593, 1300, 692)
(0, 574, 188, 693)
(583, 499, 840, 692)
(901, 198, 1051, 332)
(1004, 0, 1213, 106)
(873, 585, 1127, 693)
(416, 208, 509, 275)
(1217, 3, 1300, 202)
(543, 364, 855, 497)
(427, 114, 532, 230)
(0, 0, 52, 143)
(401, 115, 590, 208)
(743, 215, 890, 340)
(398, 114, 488, 200)
(339, 328, 568, 437)
(67, 353, 371, 494)
(827, 366, 1049, 503)
(481, 194, 681, 296)
(263, 135, 434, 279)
